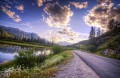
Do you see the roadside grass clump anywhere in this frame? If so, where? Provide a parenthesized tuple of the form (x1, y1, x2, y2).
(80, 44, 97, 52)
(14, 50, 48, 68)
(52, 46, 65, 54)
(14, 50, 38, 68)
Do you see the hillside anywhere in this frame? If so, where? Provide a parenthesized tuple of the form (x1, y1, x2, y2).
(58, 41, 72, 46)
(0, 27, 14, 39)
(0, 26, 40, 40)
(73, 28, 120, 59)
(0, 26, 50, 45)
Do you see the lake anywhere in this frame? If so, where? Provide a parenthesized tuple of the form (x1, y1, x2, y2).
(0, 44, 51, 63)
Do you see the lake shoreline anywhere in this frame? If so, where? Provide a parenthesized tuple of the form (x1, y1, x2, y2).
(0, 43, 51, 64)
(0, 40, 50, 48)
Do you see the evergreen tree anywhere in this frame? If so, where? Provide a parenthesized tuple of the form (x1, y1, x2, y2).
(89, 26, 95, 39)
(97, 28, 101, 37)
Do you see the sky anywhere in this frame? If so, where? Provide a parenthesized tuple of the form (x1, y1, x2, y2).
(0, 0, 120, 44)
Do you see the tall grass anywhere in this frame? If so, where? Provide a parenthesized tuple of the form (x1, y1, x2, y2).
(14, 50, 38, 68)
(0, 51, 73, 78)
(0, 46, 74, 78)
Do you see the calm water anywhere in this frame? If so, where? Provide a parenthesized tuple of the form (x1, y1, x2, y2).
(0, 44, 51, 63)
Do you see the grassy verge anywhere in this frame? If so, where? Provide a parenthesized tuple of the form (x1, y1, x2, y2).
(95, 51, 120, 60)
(0, 40, 48, 48)
(0, 50, 73, 78)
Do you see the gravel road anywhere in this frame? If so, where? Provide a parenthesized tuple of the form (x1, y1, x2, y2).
(74, 50, 120, 78)
(55, 50, 120, 78)
(55, 51, 100, 78)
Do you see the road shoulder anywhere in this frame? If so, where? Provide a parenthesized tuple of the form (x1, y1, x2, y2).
(55, 51, 99, 78)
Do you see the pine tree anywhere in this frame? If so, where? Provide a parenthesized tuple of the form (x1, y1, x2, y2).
(89, 26, 95, 39)
(97, 28, 101, 37)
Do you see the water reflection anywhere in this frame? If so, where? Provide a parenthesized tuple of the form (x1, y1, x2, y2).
(35, 49, 51, 56)
(0, 44, 28, 53)
(0, 44, 51, 63)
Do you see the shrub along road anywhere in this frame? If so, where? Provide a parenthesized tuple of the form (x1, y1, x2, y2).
(55, 50, 120, 78)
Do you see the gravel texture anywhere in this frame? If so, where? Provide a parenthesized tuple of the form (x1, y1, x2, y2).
(55, 51, 100, 78)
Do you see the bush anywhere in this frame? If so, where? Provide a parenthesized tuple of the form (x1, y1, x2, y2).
(14, 50, 37, 68)
(52, 46, 64, 54)
(87, 45, 97, 52)
(80, 45, 88, 50)
(36, 55, 46, 64)
(80, 45, 97, 52)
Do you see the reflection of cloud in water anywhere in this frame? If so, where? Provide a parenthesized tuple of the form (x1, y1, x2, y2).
(0, 44, 28, 53)
(0, 52, 17, 63)
(0, 44, 52, 63)
(35, 49, 51, 56)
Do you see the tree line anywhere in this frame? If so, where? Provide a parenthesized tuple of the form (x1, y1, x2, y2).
(0, 28, 54, 45)
(89, 19, 120, 39)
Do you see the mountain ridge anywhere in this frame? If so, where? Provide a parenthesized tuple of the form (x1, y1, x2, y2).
(0, 26, 40, 40)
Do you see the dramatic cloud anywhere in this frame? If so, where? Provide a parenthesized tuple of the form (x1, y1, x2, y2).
(42, 30, 63, 43)
(15, 5, 24, 11)
(84, 1, 120, 29)
(42, 29, 88, 44)
(52, 36, 62, 43)
(58, 27, 77, 36)
(65, 33, 88, 43)
(0, 6, 21, 22)
(98, 0, 112, 3)
(37, 0, 46, 7)
(70, 2, 88, 9)
(43, 3, 73, 28)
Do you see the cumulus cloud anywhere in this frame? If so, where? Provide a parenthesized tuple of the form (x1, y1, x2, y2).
(52, 36, 62, 43)
(15, 5, 24, 11)
(0, 6, 21, 22)
(43, 3, 73, 28)
(42, 30, 63, 43)
(42, 29, 88, 44)
(98, 0, 112, 3)
(70, 1, 88, 9)
(57, 27, 89, 43)
(66, 33, 88, 43)
(58, 27, 78, 36)
(37, 0, 46, 7)
(84, 0, 120, 29)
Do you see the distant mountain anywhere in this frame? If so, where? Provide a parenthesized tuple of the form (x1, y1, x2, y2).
(73, 40, 89, 45)
(0, 26, 40, 40)
(0, 27, 14, 38)
(58, 41, 72, 46)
